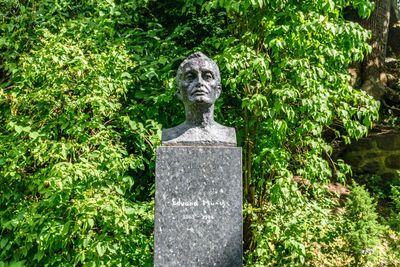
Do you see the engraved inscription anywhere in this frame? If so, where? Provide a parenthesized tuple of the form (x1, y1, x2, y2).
(182, 214, 215, 220)
(170, 197, 229, 222)
(172, 198, 199, 207)
(171, 198, 230, 208)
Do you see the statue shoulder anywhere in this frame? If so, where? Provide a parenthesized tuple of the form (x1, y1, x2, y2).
(214, 123, 237, 146)
(161, 122, 237, 146)
(215, 123, 236, 134)
(226, 126, 236, 136)
(162, 123, 188, 142)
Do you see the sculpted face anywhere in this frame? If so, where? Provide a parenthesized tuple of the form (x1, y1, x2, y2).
(177, 54, 221, 106)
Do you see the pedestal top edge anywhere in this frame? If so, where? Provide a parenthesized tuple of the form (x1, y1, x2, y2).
(156, 145, 242, 150)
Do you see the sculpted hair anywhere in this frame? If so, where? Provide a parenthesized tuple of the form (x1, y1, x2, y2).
(176, 52, 221, 86)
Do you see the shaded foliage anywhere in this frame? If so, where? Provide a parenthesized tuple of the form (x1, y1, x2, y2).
(0, 0, 398, 266)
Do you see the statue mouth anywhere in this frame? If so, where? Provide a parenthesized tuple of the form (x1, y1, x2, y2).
(192, 88, 209, 96)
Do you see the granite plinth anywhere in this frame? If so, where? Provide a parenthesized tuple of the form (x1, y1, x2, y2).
(154, 146, 242, 267)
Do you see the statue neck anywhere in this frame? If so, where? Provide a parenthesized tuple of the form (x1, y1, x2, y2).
(184, 104, 215, 127)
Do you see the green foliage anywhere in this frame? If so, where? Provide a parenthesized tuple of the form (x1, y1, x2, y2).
(198, 0, 379, 188)
(1, 0, 156, 265)
(388, 185, 400, 231)
(344, 182, 384, 266)
(385, 185, 400, 266)
(245, 196, 350, 266)
(0, 0, 394, 266)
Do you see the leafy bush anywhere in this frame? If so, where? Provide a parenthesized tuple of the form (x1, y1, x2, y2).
(0, 1, 156, 265)
(344, 182, 384, 266)
(384, 185, 400, 266)
(0, 0, 390, 266)
(245, 196, 351, 266)
(388, 185, 400, 231)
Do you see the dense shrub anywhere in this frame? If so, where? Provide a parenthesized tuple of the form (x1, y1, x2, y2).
(1, 0, 398, 266)
(385, 185, 400, 266)
(344, 183, 384, 266)
(0, 1, 157, 265)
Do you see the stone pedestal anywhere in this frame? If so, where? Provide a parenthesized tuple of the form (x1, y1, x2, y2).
(154, 146, 242, 267)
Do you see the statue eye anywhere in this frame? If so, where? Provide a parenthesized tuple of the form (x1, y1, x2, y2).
(185, 72, 195, 80)
(203, 72, 213, 80)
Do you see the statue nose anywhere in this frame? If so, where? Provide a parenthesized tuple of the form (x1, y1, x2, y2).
(196, 75, 206, 86)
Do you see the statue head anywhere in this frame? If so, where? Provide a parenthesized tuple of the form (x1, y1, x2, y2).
(176, 52, 221, 107)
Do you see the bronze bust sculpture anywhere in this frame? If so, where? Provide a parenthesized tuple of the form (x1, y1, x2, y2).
(162, 52, 236, 146)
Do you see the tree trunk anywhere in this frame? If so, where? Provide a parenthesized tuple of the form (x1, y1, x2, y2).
(388, 0, 400, 56)
(360, 0, 392, 99)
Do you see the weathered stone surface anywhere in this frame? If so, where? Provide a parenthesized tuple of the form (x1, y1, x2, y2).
(365, 152, 379, 158)
(340, 132, 400, 178)
(376, 133, 400, 150)
(349, 139, 376, 151)
(343, 153, 364, 167)
(361, 160, 382, 173)
(381, 172, 399, 179)
(385, 154, 400, 169)
(154, 146, 242, 267)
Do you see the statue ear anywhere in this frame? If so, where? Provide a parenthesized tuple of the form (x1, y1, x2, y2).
(176, 89, 183, 100)
(216, 85, 221, 98)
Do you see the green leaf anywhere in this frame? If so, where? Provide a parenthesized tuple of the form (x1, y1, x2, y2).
(29, 131, 39, 139)
(96, 243, 105, 257)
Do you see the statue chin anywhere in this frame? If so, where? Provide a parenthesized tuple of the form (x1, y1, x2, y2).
(188, 96, 215, 105)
